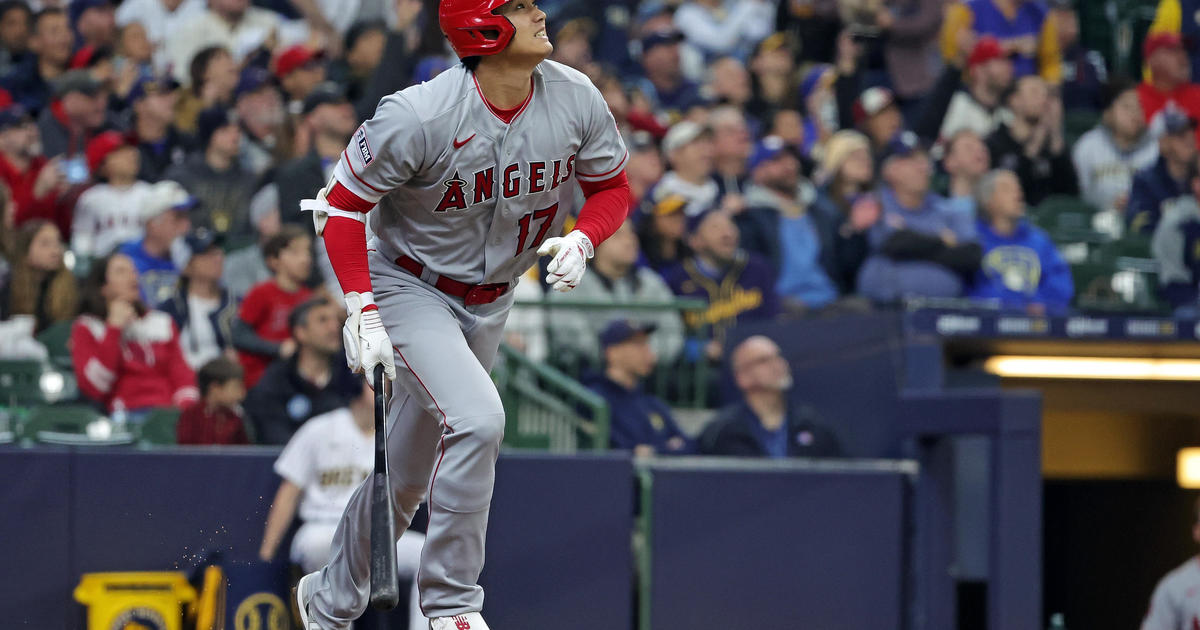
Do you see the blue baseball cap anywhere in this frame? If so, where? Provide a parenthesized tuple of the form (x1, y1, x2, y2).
(0, 103, 30, 129)
(641, 29, 684, 53)
(746, 135, 794, 172)
(600, 319, 658, 348)
(1163, 106, 1198, 135)
(235, 66, 276, 99)
(879, 130, 926, 164)
(127, 75, 179, 103)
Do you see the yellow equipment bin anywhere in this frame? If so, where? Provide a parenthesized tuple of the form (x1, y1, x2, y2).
(74, 571, 198, 630)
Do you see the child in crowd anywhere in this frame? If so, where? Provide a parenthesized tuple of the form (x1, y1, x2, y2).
(177, 356, 249, 445)
(233, 225, 313, 387)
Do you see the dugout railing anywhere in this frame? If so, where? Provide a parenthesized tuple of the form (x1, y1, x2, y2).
(492, 342, 611, 452)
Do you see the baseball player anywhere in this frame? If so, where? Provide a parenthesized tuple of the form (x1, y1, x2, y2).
(294, 0, 631, 628)
(1141, 496, 1200, 630)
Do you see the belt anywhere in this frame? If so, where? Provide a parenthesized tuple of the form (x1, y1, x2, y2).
(394, 255, 510, 306)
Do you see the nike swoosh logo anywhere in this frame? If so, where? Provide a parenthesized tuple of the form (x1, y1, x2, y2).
(453, 134, 476, 149)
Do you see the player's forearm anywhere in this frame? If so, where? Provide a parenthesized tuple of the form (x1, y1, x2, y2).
(573, 171, 631, 246)
(322, 216, 375, 298)
(259, 481, 301, 561)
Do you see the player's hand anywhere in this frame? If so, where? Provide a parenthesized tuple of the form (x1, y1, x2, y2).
(342, 292, 397, 380)
(537, 230, 593, 292)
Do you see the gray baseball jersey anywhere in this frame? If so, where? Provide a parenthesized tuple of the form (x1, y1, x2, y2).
(1142, 556, 1200, 630)
(332, 60, 629, 284)
(305, 59, 627, 626)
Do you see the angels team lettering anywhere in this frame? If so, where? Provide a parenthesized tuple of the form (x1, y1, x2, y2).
(434, 154, 575, 212)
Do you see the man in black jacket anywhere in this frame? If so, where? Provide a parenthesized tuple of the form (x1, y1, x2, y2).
(986, 75, 1078, 206)
(699, 335, 841, 457)
(243, 296, 357, 444)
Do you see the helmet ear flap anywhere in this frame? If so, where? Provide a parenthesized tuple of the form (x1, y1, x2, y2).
(439, 0, 517, 58)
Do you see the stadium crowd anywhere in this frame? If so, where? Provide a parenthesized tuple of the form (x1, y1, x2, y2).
(0, 0, 1192, 455)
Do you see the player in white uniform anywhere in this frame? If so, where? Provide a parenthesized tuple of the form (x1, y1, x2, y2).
(1142, 497, 1200, 630)
(260, 382, 426, 630)
(294, 0, 631, 628)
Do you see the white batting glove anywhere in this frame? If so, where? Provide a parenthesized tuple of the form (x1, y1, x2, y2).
(342, 292, 396, 380)
(537, 230, 593, 292)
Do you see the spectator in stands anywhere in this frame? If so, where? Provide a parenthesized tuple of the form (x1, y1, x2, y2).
(70, 130, 154, 260)
(699, 335, 841, 457)
(174, 46, 237, 134)
(1139, 496, 1200, 629)
(632, 29, 703, 123)
(72, 0, 116, 50)
(223, 183, 278, 301)
(3, 7, 73, 114)
(969, 169, 1073, 314)
(0, 2, 32, 78)
(814, 130, 877, 293)
(0, 103, 69, 230)
(158, 228, 236, 370)
(851, 86, 905, 158)
(1152, 161, 1200, 311)
(114, 0, 206, 72)
(987, 74, 1077, 206)
(273, 45, 326, 113)
(1073, 80, 1158, 237)
(0, 219, 77, 331)
(744, 33, 800, 130)
(738, 136, 838, 315)
(1128, 108, 1197, 235)
(588, 319, 694, 456)
(176, 355, 248, 444)
(664, 209, 779, 360)
(234, 225, 313, 388)
(637, 190, 693, 273)
(876, 0, 945, 109)
(942, 129, 992, 221)
(326, 20, 386, 110)
(656, 121, 720, 217)
(233, 66, 287, 177)
(276, 85, 355, 228)
(673, 0, 774, 62)
(164, 0, 282, 84)
(940, 0, 1059, 82)
(165, 106, 256, 236)
(258, 380, 425, 630)
(1137, 32, 1200, 134)
(72, 251, 198, 415)
(625, 131, 664, 213)
(117, 180, 194, 305)
(938, 36, 1014, 141)
(115, 22, 157, 92)
(705, 56, 753, 111)
(1051, 0, 1106, 112)
(858, 132, 981, 303)
(708, 105, 752, 197)
(37, 69, 111, 160)
(551, 220, 684, 368)
(243, 295, 356, 444)
(128, 75, 190, 183)
(549, 18, 599, 77)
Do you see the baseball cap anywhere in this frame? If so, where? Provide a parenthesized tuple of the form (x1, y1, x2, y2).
(0, 103, 31, 130)
(1144, 32, 1184, 59)
(127, 75, 180, 103)
(879, 130, 926, 164)
(142, 180, 197, 220)
(1162, 106, 1198, 135)
(85, 130, 131, 173)
(52, 70, 102, 98)
(641, 29, 684, 54)
(967, 36, 1007, 70)
(600, 319, 658, 348)
(799, 64, 835, 102)
(69, 0, 110, 25)
(196, 107, 238, 147)
(747, 135, 796, 172)
(179, 227, 224, 267)
(662, 121, 711, 154)
(852, 86, 897, 126)
(235, 66, 275, 99)
(301, 83, 347, 115)
(648, 192, 687, 217)
(273, 45, 325, 78)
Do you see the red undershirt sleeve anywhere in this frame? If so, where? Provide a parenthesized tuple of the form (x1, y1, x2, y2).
(573, 171, 631, 247)
(322, 182, 377, 304)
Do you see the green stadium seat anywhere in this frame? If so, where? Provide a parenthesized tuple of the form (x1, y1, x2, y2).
(1064, 110, 1100, 147)
(18, 404, 133, 446)
(1031, 196, 1104, 242)
(36, 321, 73, 369)
(0, 359, 77, 407)
(138, 407, 181, 446)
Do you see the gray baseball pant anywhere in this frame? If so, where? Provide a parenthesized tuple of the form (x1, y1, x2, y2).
(307, 249, 513, 627)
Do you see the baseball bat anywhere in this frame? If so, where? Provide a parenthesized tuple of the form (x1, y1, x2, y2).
(369, 364, 399, 610)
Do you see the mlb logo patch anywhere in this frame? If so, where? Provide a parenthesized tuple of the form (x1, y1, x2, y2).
(356, 126, 373, 166)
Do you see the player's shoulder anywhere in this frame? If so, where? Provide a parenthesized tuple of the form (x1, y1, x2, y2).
(386, 64, 474, 123)
(536, 60, 602, 97)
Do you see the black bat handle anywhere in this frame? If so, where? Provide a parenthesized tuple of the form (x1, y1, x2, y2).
(369, 364, 400, 610)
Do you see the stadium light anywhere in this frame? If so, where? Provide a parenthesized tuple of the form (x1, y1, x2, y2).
(1178, 448, 1200, 488)
(983, 356, 1200, 380)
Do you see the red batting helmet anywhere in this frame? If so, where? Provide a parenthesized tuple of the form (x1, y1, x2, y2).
(439, 0, 516, 59)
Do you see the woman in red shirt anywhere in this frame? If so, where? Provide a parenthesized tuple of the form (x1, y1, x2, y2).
(71, 252, 198, 414)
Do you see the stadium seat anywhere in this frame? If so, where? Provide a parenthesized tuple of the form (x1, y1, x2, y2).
(1031, 196, 1106, 246)
(36, 321, 73, 369)
(0, 359, 77, 407)
(17, 404, 132, 446)
(138, 408, 181, 446)
(1064, 110, 1100, 147)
